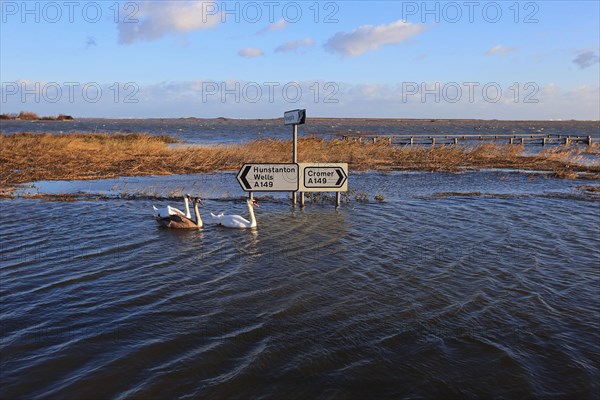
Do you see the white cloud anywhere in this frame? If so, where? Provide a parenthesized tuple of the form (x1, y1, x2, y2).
(238, 48, 264, 58)
(275, 37, 314, 53)
(486, 45, 517, 56)
(117, 1, 221, 44)
(539, 84, 600, 120)
(542, 82, 558, 96)
(257, 18, 286, 34)
(6, 79, 598, 119)
(324, 20, 426, 57)
(573, 51, 599, 69)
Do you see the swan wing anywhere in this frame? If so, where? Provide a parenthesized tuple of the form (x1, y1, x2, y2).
(156, 214, 197, 229)
(153, 206, 170, 218)
(167, 205, 186, 217)
(219, 214, 251, 228)
(153, 205, 186, 218)
(208, 212, 223, 224)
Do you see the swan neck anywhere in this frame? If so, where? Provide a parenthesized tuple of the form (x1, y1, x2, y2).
(184, 197, 191, 218)
(194, 202, 203, 227)
(247, 201, 256, 227)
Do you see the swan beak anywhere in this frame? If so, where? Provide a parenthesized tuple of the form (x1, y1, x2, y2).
(253, 201, 259, 207)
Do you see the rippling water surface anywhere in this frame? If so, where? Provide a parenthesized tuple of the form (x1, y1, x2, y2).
(2, 118, 598, 144)
(1, 171, 599, 399)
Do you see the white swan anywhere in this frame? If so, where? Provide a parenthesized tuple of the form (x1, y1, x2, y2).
(216, 199, 259, 229)
(155, 197, 203, 229)
(153, 194, 192, 218)
(208, 211, 224, 224)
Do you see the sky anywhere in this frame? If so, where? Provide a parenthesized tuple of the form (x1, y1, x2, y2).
(0, 0, 599, 119)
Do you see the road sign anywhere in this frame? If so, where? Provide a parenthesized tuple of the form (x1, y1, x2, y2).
(237, 163, 299, 192)
(284, 109, 306, 125)
(298, 163, 348, 192)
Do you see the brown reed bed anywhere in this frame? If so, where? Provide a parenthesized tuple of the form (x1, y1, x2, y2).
(1, 133, 598, 190)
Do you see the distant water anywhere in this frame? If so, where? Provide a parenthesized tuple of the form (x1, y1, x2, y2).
(1, 171, 599, 399)
(1, 118, 599, 145)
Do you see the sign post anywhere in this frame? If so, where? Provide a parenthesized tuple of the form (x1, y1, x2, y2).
(284, 109, 306, 206)
(236, 110, 348, 208)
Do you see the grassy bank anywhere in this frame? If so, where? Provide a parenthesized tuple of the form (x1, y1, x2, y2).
(1, 133, 599, 189)
(0, 111, 74, 121)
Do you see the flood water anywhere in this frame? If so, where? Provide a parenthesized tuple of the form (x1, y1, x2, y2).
(1, 170, 599, 399)
(1, 118, 599, 145)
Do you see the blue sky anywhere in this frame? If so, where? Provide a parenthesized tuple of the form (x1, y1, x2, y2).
(1, 0, 599, 119)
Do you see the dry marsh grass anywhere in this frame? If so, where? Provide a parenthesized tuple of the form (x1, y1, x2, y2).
(1, 133, 598, 187)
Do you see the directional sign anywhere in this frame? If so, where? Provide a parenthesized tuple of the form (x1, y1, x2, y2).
(298, 163, 348, 192)
(237, 163, 299, 192)
(284, 109, 306, 125)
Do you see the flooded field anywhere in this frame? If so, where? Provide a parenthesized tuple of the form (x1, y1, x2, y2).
(1, 118, 598, 145)
(1, 171, 599, 398)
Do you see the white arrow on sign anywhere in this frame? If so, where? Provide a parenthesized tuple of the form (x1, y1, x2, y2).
(298, 163, 348, 192)
(236, 163, 299, 192)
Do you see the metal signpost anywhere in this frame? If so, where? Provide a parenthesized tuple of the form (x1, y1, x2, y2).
(284, 109, 306, 205)
(236, 109, 348, 207)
